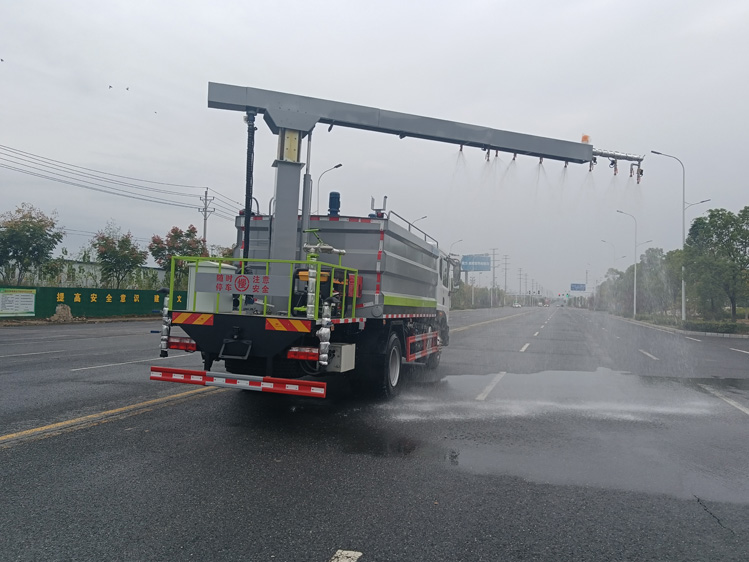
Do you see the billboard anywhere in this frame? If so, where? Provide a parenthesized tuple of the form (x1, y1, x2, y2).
(570, 283, 586, 291)
(461, 254, 491, 272)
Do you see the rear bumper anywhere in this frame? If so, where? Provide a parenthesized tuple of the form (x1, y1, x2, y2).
(150, 366, 326, 398)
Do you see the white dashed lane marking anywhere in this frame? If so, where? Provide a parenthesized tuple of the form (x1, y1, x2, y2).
(638, 349, 659, 361)
(476, 372, 506, 401)
(0, 350, 64, 358)
(329, 550, 363, 562)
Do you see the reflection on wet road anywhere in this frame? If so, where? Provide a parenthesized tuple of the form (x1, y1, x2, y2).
(368, 369, 749, 503)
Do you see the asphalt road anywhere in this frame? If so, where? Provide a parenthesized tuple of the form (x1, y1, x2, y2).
(2, 308, 748, 561)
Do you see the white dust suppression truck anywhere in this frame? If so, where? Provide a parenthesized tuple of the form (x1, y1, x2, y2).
(151, 83, 644, 399)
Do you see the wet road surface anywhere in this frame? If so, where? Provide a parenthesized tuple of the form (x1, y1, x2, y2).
(1, 309, 748, 561)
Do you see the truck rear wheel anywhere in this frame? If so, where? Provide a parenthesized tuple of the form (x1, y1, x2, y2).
(425, 349, 441, 370)
(378, 332, 403, 399)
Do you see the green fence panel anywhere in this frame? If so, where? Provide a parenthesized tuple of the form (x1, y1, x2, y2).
(0, 287, 187, 319)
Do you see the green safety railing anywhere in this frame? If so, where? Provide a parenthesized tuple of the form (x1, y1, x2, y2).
(168, 255, 359, 322)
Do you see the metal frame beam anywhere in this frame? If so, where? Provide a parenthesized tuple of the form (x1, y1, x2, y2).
(208, 82, 594, 164)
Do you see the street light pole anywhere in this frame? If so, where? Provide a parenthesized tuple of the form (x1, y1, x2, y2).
(448, 239, 464, 283)
(651, 150, 688, 321)
(601, 239, 616, 271)
(315, 163, 342, 214)
(617, 210, 638, 318)
(410, 215, 427, 233)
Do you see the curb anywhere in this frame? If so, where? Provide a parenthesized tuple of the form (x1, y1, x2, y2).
(0, 316, 160, 328)
(615, 316, 749, 339)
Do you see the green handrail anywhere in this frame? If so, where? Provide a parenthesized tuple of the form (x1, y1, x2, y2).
(168, 255, 359, 322)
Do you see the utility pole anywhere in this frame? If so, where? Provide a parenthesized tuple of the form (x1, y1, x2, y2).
(503, 255, 509, 307)
(524, 273, 528, 306)
(518, 268, 522, 304)
(199, 188, 215, 247)
(490, 248, 498, 308)
(531, 279, 535, 306)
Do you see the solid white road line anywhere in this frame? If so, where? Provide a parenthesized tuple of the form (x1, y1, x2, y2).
(638, 349, 660, 361)
(685, 336, 702, 342)
(533, 331, 539, 337)
(699, 384, 749, 417)
(476, 372, 506, 401)
(70, 355, 185, 372)
(520, 343, 530, 353)
(730, 348, 749, 355)
(0, 350, 65, 359)
(329, 550, 363, 562)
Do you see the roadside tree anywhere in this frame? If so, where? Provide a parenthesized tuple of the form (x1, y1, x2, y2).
(91, 224, 148, 289)
(149, 225, 206, 289)
(684, 207, 749, 320)
(0, 204, 64, 285)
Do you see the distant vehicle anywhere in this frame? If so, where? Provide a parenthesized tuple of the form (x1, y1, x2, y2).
(544, 304, 550, 307)
(512, 302, 522, 308)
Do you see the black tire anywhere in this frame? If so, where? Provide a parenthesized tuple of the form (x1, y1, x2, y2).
(425, 349, 441, 370)
(377, 332, 403, 399)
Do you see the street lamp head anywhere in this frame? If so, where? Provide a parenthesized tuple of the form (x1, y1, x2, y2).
(651, 150, 663, 155)
(616, 210, 623, 214)
(333, 163, 342, 169)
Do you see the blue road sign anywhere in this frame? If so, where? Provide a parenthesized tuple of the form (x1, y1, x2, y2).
(570, 283, 586, 291)
(461, 255, 491, 272)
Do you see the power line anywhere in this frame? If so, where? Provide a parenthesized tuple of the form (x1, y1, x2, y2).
(0, 163, 197, 209)
(0, 143, 209, 189)
(212, 199, 240, 214)
(210, 189, 242, 207)
(0, 151, 197, 198)
(0, 143, 242, 239)
(64, 228, 151, 243)
(1, 144, 243, 207)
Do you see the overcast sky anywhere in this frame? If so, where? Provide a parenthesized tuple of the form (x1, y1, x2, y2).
(2, 0, 748, 294)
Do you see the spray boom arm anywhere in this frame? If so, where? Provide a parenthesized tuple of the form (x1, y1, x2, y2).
(208, 82, 640, 166)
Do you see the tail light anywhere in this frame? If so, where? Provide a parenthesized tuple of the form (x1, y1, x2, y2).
(167, 336, 197, 352)
(287, 347, 319, 361)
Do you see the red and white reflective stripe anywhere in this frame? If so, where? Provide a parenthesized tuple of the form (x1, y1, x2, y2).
(310, 216, 378, 224)
(150, 366, 326, 398)
(405, 331, 440, 362)
(331, 318, 366, 324)
(382, 313, 436, 319)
